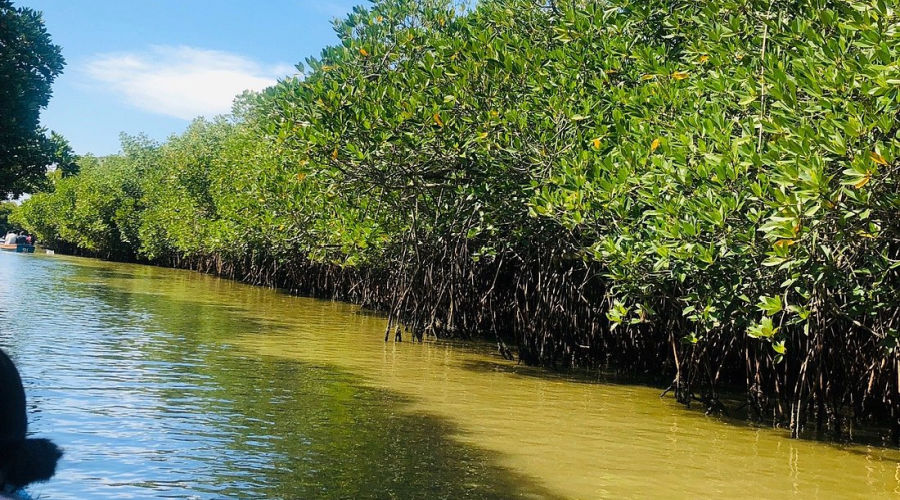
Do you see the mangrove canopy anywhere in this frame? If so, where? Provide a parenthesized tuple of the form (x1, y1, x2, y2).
(13, 0, 900, 440)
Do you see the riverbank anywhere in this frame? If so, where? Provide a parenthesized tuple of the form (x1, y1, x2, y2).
(4, 252, 900, 498)
(20, 244, 900, 450)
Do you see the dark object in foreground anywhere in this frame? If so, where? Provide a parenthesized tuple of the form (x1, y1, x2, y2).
(0, 347, 62, 492)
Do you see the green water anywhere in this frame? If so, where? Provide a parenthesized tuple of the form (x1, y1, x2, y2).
(1, 252, 899, 499)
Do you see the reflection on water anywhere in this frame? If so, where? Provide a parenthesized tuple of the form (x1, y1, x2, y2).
(1, 252, 899, 499)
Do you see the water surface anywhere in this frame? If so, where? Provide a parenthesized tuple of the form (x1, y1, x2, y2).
(1, 252, 898, 498)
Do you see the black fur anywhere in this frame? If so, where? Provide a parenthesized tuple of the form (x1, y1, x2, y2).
(0, 347, 62, 491)
(1, 439, 63, 490)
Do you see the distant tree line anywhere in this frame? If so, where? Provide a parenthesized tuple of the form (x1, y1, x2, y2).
(13, 0, 900, 440)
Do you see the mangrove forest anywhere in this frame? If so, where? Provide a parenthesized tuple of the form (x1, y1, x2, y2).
(11, 0, 900, 442)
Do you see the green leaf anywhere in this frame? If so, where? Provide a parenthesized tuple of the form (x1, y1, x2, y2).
(757, 295, 783, 315)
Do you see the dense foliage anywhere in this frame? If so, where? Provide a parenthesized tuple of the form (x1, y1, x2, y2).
(0, 201, 17, 234)
(0, 0, 66, 197)
(15, 0, 900, 440)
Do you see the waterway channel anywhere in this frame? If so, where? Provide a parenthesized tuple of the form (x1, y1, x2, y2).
(1, 252, 898, 498)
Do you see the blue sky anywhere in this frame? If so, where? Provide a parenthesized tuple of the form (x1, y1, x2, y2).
(19, 0, 360, 156)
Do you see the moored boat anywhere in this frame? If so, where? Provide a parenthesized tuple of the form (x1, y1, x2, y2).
(1, 233, 35, 253)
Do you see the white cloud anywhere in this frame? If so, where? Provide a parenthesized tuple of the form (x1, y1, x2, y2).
(85, 46, 296, 120)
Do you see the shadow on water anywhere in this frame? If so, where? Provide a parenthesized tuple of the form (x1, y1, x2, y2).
(459, 357, 635, 387)
(4, 256, 560, 499)
(190, 357, 561, 499)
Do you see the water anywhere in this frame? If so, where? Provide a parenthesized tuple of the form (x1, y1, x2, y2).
(1, 252, 899, 499)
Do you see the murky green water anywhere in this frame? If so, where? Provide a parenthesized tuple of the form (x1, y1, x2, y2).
(1, 252, 899, 499)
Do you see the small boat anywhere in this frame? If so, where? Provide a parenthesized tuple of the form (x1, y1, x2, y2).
(1, 233, 35, 253)
(0, 243, 35, 253)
